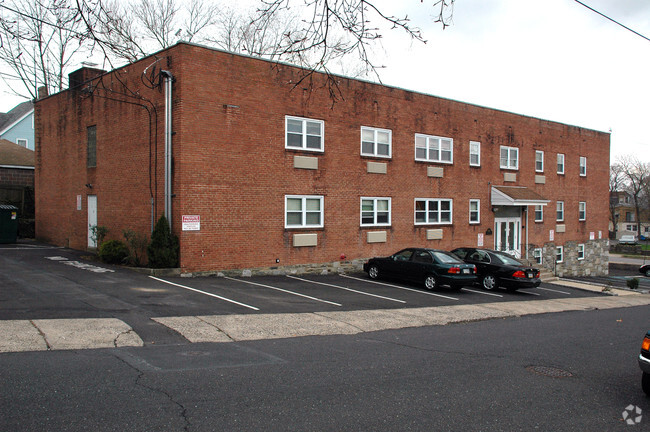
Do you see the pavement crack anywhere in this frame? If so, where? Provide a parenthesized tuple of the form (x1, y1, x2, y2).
(29, 320, 51, 350)
(312, 312, 366, 333)
(114, 329, 134, 347)
(196, 316, 236, 342)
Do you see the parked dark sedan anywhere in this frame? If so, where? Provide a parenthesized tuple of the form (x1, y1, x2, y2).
(640, 264, 650, 277)
(451, 247, 541, 292)
(363, 248, 477, 290)
(640, 331, 650, 396)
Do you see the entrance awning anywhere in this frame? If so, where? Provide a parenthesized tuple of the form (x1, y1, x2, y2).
(491, 186, 550, 206)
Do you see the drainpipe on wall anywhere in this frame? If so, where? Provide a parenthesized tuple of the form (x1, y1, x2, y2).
(161, 70, 173, 230)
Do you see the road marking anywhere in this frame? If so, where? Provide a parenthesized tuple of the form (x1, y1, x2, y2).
(286, 275, 406, 304)
(45, 256, 115, 273)
(461, 288, 503, 297)
(518, 290, 541, 296)
(223, 277, 342, 307)
(339, 274, 459, 301)
(538, 287, 571, 295)
(150, 276, 260, 311)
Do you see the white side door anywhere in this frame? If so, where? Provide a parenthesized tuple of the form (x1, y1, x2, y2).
(88, 195, 97, 248)
(495, 217, 521, 258)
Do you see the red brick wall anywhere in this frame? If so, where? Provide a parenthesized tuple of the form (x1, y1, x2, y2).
(0, 167, 34, 188)
(36, 43, 610, 272)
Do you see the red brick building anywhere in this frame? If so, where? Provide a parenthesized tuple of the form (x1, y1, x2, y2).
(35, 42, 610, 276)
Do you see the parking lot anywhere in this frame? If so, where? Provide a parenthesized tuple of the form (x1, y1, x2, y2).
(2, 241, 650, 351)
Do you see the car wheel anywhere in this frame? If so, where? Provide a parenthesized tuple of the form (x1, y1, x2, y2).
(424, 274, 438, 290)
(482, 275, 498, 290)
(645, 268, 650, 277)
(643, 372, 650, 396)
(368, 265, 380, 280)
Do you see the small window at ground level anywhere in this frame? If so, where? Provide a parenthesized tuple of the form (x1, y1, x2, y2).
(361, 127, 391, 158)
(360, 197, 391, 226)
(469, 199, 480, 224)
(285, 195, 323, 228)
(533, 248, 542, 265)
(556, 246, 563, 263)
(578, 244, 585, 260)
(414, 198, 453, 225)
(285, 116, 324, 152)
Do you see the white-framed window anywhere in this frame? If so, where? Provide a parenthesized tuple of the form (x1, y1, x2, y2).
(16, 138, 28, 148)
(627, 224, 636, 231)
(500, 146, 519, 170)
(361, 127, 391, 158)
(533, 248, 543, 265)
(535, 151, 544, 172)
(469, 199, 480, 224)
(285, 116, 324, 152)
(579, 202, 586, 221)
(285, 195, 324, 228)
(534, 205, 543, 222)
(360, 197, 391, 227)
(415, 134, 453, 164)
(557, 153, 565, 174)
(556, 201, 564, 222)
(579, 156, 587, 176)
(414, 198, 453, 225)
(556, 246, 564, 263)
(577, 244, 585, 260)
(469, 141, 481, 167)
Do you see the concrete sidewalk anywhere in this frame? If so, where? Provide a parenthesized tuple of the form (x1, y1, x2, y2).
(2, 282, 648, 354)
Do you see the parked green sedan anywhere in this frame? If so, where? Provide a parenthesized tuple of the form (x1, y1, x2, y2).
(363, 248, 477, 291)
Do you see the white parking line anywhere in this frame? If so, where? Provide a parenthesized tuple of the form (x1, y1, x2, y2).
(223, 277, 342, 307)
(286, 275, 406, 304)
(538, 287, 571, 295)
(518, 290, 541, 296)
(339, 275, 459, 301)
(149, 276, 260, 311)
(461, 288, 503, 297)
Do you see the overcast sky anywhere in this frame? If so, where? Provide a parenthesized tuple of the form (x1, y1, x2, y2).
(1, 0, 648, 163)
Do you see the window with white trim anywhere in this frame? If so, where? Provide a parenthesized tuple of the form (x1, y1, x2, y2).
(535, 151, 544, 172)
(469, 141, 481, 166)
(579, 156, 587, 176)
(557, 153, 565, 174)
(285, 116, 323, 152)
(556, 246, 563, 263)
(500, 146, 518, 170)
(16, 138, 28, 148)
(534, 205, 543, 222)
(415, 134, 453, 164)
(360, 197, 391, 226)
(361, 127, 391, 158)
(577, 244, 585, 260)
(285, 195, 324, 228)
(469, 199, 480, 224)
(414, 198, 453, 225)
(579, 202, 586, 221)
(556, 201, 564, 222)
(533, 248, 542, 265)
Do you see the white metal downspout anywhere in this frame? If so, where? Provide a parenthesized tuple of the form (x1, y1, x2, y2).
(161, 70, 173, 230)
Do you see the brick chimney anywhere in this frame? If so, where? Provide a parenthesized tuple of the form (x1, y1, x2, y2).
(68, 67, 106, 90)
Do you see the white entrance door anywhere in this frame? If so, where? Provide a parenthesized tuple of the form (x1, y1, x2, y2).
(495, 217, 521, 258)
(88, 195, 97, 248)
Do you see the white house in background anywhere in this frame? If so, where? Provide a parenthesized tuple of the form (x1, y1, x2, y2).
(0, 101, 34, 150)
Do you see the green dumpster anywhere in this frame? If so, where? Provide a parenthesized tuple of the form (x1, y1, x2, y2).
(0, 204, 19, 244)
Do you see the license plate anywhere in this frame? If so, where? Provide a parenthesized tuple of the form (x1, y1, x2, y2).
(463, 269, 470, 274)
(527, 273, 534, 278)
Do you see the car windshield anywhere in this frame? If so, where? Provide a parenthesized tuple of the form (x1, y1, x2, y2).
(492, 252, 522, 266)
(432, 251, 463, 264)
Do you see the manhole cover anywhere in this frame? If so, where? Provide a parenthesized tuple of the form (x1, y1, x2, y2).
(526, 365, 573, 378)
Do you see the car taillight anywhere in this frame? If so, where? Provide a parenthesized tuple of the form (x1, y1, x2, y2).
(472, 266, 477, 274)
(535, 271, 540, 278)
(448, 267, 461, 274)
(512, 270, 526, 278)
(643, 336, 650, 352)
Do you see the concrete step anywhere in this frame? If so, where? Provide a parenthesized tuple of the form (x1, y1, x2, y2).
(539, 270, 558, 282)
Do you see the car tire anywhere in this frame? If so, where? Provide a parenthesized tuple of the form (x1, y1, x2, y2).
(645, 269, 650, 277)
(643, 372, 650, 396)
(368, 265, 380, 280)
(482, 275, 498, 290)
(424, 274, 438, 290)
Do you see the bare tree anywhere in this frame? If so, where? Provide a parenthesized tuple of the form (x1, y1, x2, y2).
(618, 155, 650, 238)
(609, 163, 625, 238)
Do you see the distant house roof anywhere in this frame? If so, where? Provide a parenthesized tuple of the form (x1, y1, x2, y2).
(0, 139, 34, 168)
(0, 101, 34, 133)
